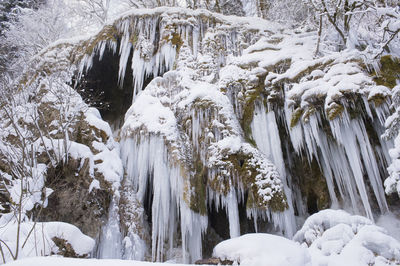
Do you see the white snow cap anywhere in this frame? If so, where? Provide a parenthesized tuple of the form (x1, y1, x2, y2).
(213, 233, 311, 266)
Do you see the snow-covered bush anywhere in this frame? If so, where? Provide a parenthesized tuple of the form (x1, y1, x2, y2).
(0, 0, 71, 78)
(0, 222, 94, 262)
(294, 209, 400, 265)
(305, 0, 400, 55)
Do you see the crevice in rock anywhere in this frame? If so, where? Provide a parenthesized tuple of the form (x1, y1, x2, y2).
(72, 43, 159, 130)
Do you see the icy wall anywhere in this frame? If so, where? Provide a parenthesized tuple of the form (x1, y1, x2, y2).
(22, 7, 398, 264)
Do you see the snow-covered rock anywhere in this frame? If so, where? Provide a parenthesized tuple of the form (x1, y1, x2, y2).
(294, 209, 400, 266)
(0, 221, 94, 262)
(213, 233, 311, 266)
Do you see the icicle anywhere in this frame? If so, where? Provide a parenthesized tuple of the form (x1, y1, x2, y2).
(118, 29, 132, 87)
(207, 189, 240, 238)
(97, 197, 123, 259)
(192, 25, 199, 58)
(180, 203, 208, 262)
(226, 189, 240, 238)
(121, 134, 207, 263)
(246, 208, 259, 232)
(251, 104, 296, 237)
(285, 101, 389, 220)
(284, 102, 305, 154)
(78, 53, 95, 80)
(330, 111, 389, 218)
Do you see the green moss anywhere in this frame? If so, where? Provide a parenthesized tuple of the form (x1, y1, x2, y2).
(326, 102, 344, 121)
(171, 32, 183, 48)
(130, 34, 138, 46)
(372, 56, 400, 89)
(241, 98, 257, 146)
(368, 94, 387, 107)
(266, 59, 292, 74)
(240, 75, 266, 146)
(267, 37, 283, 45)
(346, 94, 365, 120)
(75, 25, 119, 63)
(368, 93, 387, 107)
(223, 153, 288, 212)
(189, 158, 207, 215)
(296, 157, 331, 212)
(290, 108, 304, 128)
(302, 106, 316, 123)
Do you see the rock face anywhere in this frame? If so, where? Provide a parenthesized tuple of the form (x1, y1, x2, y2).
(0, 70, 122, 244)
(33, 90, 121, 239)
(52, 237, 88, 258)
(40, 157, 112, 238)
(194, 257, 233, 265)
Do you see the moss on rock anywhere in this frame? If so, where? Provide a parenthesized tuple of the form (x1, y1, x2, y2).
(372, 55, 400, 89)
(189, 159, 208, 215)
(290, 107, 304, 128)
(326, 102, 344, 121)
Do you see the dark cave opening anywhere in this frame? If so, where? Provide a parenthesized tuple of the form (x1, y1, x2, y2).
(143, 175, 154, 228)
(238, 193, 257, 235)
(202, 202, 229, 258)
(307, 190, 319, 215)
(202, 192, 257, 258)
(73, 46, 133, 128)
(72, 43, 156, 129)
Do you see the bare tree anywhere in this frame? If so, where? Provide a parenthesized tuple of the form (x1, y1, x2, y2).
(75, 0, 111, 25)
(0, 0, 69, 79)
(307, 0, 399, 54)
(0, 72, 84, 263)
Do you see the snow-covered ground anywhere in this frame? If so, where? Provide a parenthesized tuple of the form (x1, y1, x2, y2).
(213, 233, 311, 266)
(5, 257, 187, 266)
(4, 210, 400, 266)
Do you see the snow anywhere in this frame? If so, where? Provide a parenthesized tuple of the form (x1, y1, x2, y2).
(331, 225, 400, 266)
(293, 209, 372, 246)
(5, 257, 190, 266)
(376, 212, 400, 242)
(89, 179, 100, 193)
(4, 3, 399, 266)
(85, 108, 113, 139)
(0, 222, 94, 263)
(122, 86, 179, 141)
(213, 233, 311, 266)
(5, 210, 400, 266)
(294, 209, 400, 266)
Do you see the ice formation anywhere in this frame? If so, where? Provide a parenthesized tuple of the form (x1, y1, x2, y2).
(68, 7, 395, 262)
(7, 5, 398, 265)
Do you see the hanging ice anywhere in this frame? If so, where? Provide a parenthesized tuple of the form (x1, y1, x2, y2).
(121, 135, 208, 263)
(251, 103, 297, 237)
(97, 198, 123, 259)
